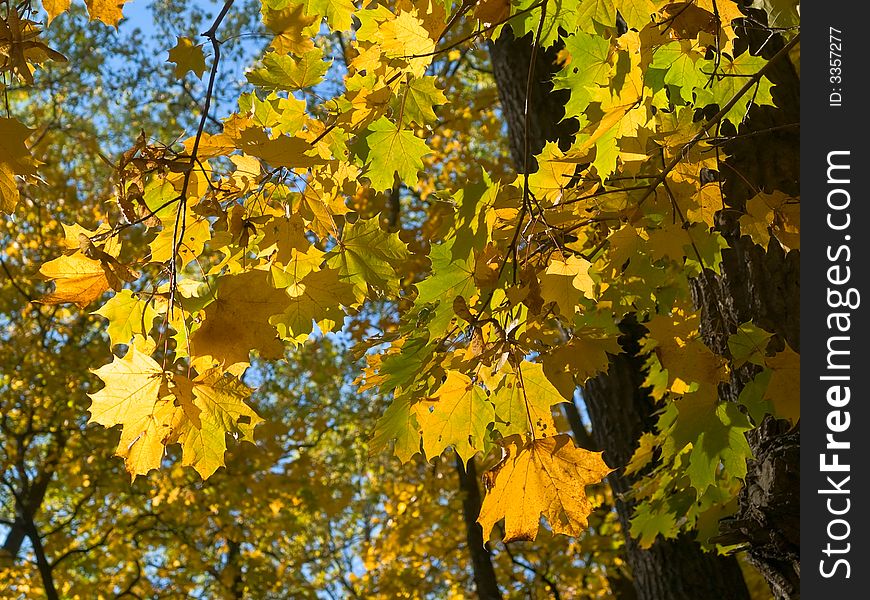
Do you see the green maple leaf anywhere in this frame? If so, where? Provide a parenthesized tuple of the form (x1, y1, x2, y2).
(511, 0, 581, 46)
(93, 289, 159, 348)
(376, 333, 435, 392)
(392, 76, 448, 126)
(695, 52, 775, 125)
(669, 389, 751, 493)
(325, 215, 411, 300)
(246, 48, 331, 91)
(686, 403, 752, 493)
(552, 32, 611, 118)
(413, 237, 477, 336)
(358, 117, 430, 191)
(650, 41, 706, 104)
(728, 322, 773, 367)
(683, 225, 728, 276)
(371, 394, 422, 463)
(305, 0, 355, 31)
(630, 501, 679, 549)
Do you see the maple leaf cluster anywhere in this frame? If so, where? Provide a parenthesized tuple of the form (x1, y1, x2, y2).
(2, 0, 800, 552)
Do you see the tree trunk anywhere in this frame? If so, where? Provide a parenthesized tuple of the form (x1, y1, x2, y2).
(23, 513, 59, 600)
(487, 30, 578, 172)
(456, 457, 503, 600)
(488, 27, 752, 600)
(694, 24, 802, 599)
(584, 320, 751, 600)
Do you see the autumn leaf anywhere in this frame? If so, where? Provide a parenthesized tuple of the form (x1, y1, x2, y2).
(418, 371, 494, 465)
(727, 321, 773, 367)
(491, 361, 565, 438)
(167, 36, 207, 79)
(263, 2, 317, 56)
(39, 251, 114, 308)
(325, 215, 410, 300)
(170, 369, 263, 478)
(88, 347, 174, 478)
(371, 394, 422, 463)
(305, 0, 356, 31)
(413, 237, 478, 335)
(763, 346, 800, 424)
(190, 270, 290, 367)
(270, 267, 356, 343)
(478, 434, 611, 542)
(538, 255, 595, 315)
(392, 76, 448, 126)
(740, 190, 800, 251)
(246, 49, 331, 91)
(85, 0, 129, 27)
(0, 117, 37, 213)
(93, 289, 159, 347)
(42, 0, 71, 24)
(358, 117, 430, 191)
(379, 11, 435, 76)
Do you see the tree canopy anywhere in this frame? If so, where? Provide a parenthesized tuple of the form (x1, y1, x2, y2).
(1, 0, 799, 598)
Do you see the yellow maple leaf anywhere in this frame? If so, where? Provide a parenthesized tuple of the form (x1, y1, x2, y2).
(379, 11, 434, 77)
(418, 370, 494, 465)
(270, 267, 355, 343)
(538, 255, 595, 315)
(85, 0, 128, 27)
(263, 2, 317, 56)
(0, 117, 37, 213)
(167, 36, 207, 79)
(492, 361, 565, 438)
(528, 142, 576, 203)
(169, 369, 263, 478)
(236, 128, 325, 169)
(545, 333, 621, 385)
(88, 347, 177, 478)
(191, 270, 290, 367)
(740, 191, 800, 251)
(93, 289, 159, 347)
(764, 347, 800, 424)
(39, 251, 114, 308)
(686, 183, 723, 226)
(478, 434, 611, 542)
(42, 0, 70, 23)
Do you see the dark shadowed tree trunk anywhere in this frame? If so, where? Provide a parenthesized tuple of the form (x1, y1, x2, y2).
(456, 457, 503, 599)
(488, 27, 752, 600)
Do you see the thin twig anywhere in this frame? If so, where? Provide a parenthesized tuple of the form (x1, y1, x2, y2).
(167, 0, 235, 316)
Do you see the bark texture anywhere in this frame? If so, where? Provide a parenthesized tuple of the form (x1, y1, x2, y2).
(487, 30, 578, 171)
(488, 27, 751, 600)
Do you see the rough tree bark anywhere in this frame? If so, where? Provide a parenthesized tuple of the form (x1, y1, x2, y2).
(456, 457, 503, 599)
(488, 27, 752, 600)
(695, 23, 802, 599)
